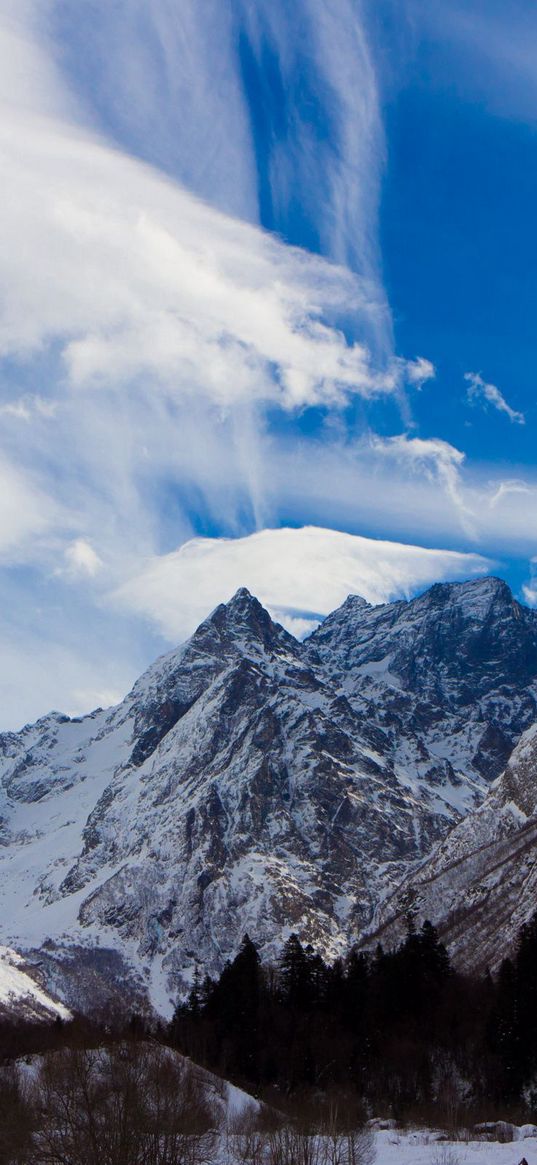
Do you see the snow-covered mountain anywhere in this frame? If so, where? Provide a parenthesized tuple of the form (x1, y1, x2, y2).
(309, 576, 537, 783)
(0, 577, 536, 1013)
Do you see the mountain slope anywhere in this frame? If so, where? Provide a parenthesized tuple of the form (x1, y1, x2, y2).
(0, 578, 536, 1011)
(366, 723, 537, 972)
(0, 947, 71, 1021)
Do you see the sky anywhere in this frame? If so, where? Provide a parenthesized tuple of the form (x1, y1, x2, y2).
(0, 0, 536, 728)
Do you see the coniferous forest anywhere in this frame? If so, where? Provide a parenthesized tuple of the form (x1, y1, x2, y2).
(169, 915, 537, 1124)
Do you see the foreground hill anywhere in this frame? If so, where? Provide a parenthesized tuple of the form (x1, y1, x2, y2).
(0, 578, 535, 1011)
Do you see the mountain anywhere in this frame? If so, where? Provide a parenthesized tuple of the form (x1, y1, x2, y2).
(0, 577, 536, 1013)
(367, 722, 537, 974)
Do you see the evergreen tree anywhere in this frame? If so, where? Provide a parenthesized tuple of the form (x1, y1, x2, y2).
(207, 933, 262, 1080)
(279, 934, 310, 1008)
(515, 912, 537, 1080)
(419, 920, 450, 982)
(488, 956, 521, 1098)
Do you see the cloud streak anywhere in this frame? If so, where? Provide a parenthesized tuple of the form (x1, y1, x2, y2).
(465, 371, 525, 425)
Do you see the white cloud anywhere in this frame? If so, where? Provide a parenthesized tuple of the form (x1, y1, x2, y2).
(113, 525, 491, 642)
(371, 433, 474, 534)
(523, 556, 537, 607)
(235, 0, 386, 293)
(465, 371, 525, 425)
(0, 395, 58, 421)
(0, 0, 394, 414)
(63, 539, 103, 580)
(0, 457, 57, 560)
(1, 116, 392, 412)
(489, 479, 531, 508)
(404, 356, 436, 387)
(45, 0, 388, 334)
(68, 687, 125, 716)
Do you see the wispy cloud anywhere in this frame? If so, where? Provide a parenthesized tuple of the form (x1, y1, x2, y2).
(0, 395, 58, 422)
(465, 371, 525, 425)
(46, 0, 389, 341)
(1, 124, 390, 412)
(489, 479, 531, 508)
(62, 539, 103, 580)
(371, 433, 473, 533)
(404, 356, 436, 387)
(523, 557, 537, 607)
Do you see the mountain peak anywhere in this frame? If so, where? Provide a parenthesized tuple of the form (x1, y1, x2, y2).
(198, 586, 295, 656)
(226, 586, 256, 608)
(341, 593, 371, 614)
(440, 575, 511, 599)
(213, 586, 269, 627)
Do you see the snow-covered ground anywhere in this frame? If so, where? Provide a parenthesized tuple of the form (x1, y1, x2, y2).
(374, 1126, 537, 1165)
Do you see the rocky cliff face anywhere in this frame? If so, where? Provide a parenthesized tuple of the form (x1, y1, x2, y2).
(0, 578, 536, 1013)
(308, 576, 537, 782)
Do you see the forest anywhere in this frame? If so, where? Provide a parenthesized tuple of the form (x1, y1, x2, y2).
(170, 915, 537, 1124)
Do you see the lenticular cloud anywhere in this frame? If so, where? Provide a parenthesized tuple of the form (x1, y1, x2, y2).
(113, 526, 491, 641)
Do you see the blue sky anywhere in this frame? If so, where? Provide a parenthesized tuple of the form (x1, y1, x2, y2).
(0, 0, 536, 726)
(381, 12, 537, 462)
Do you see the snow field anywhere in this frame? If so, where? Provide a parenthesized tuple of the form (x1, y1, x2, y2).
(374, 1128, 537, 1165)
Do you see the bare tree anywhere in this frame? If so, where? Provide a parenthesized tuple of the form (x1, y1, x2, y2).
(34, 1042, 218, 1165)
(226, 1109, 268, 1165)
(263, 1095, 374, 1165)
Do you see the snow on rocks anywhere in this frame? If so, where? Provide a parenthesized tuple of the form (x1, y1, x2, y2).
(0, 946, 70, 1021)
